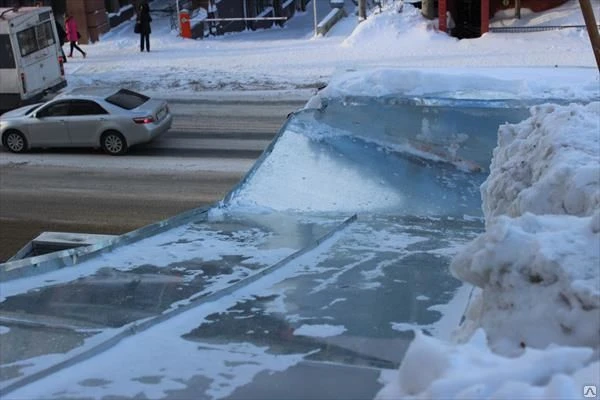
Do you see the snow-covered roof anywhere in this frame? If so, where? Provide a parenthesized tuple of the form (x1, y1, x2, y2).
(0, 0, 599, 398)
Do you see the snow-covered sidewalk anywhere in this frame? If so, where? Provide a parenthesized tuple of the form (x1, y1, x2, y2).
(65, 1, 597, 95)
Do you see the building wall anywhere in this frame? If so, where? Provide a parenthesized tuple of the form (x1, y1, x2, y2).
(490, 0, 569, 14)
(65, 0, 109, 43)
(211, 0, 288, 34)
(446, 0, 571, 38)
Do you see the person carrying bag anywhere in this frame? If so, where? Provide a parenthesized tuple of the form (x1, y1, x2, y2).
(137, 3, 152, 52)
(65, 15, 86, 58)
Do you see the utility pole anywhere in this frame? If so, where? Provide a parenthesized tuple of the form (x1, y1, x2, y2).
(515, 0, 521, 19)
(313, 0, 318, 36)
(358, 0, 366, 22)
(579, 0, 600, 71)
(175, 0, 180, 34)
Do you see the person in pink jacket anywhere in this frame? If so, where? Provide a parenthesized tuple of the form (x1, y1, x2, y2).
(65, 15, 86, 58)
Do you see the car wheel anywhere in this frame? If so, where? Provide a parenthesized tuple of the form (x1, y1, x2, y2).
(101, 131, 128, 155)
(3, 130, 28, 153)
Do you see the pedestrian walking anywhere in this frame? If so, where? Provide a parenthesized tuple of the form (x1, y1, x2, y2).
(65, 15, 86, 58)
(137, 3, 152, 52)
(56, 21, 67, 62)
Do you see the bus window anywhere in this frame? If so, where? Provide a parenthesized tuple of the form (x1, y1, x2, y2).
(0, 34, 16, 68)
(37, 21, 55, 48)
(16, 21, 55, 57)
(38, 10, 51, 22)
(17, 27, 37, 57)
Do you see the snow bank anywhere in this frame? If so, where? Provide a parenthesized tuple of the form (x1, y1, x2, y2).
(377, 330, 598, 399)
(452, 212, 600, 353)
(482, 103, 600, 219)
(453, 102, 600, 355)
(378, 102, 600, 398)
(342, 1, 450, 49)
(320, 68, 600, 102)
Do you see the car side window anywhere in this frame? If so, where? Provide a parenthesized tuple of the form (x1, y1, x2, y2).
(68, 100, 109, 116)
(36, 102, 70, 118)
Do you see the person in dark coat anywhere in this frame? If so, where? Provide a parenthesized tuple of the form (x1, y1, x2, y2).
(137, 3, 152, 52)
(56, 21, 67, 62)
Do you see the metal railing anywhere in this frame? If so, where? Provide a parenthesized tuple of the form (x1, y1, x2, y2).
(489, 24, 597, 33)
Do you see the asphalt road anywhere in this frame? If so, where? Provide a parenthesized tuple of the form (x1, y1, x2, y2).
(0, 97, 308, 262)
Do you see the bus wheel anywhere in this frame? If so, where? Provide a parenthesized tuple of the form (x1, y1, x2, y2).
(3, 130, 28, 153)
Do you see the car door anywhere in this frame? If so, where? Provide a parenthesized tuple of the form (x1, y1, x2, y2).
(64, 100, 110, 146)
(28, 100, 71, 147)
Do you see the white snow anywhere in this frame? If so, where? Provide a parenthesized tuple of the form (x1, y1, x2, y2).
(0, 325, 9, 335)
(226, 128, 405, 212)
(319, 67, 599, 101)
(482, 102, 600, 219)
(293, 323, 347, 337)
(376, 330, 598, 399)
(452, 211, 600, 352)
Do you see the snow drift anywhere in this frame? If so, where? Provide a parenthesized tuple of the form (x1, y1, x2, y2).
(482, 103, 600, 219)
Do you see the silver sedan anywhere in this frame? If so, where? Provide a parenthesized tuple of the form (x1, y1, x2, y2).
(0, 87, 173, 155)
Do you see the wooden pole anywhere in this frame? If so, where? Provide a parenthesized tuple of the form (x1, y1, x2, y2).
(175, 0, 181, 34)
(515, 0, 521, 19)
(313, 0, 317, 35)
(481, 0, 489, 34)
(579, 0, 600, 71)
(439, 0, 447, 32)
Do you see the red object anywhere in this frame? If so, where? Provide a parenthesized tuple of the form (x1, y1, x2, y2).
(179, 11, 191, 39)
(438, 0, 447, 32)
(133, 116, 155, 124)
(481, 0, 489, 34)
(65, 16, 79, 42)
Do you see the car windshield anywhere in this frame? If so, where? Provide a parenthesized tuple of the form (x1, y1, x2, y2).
(105, 89, 149, 110)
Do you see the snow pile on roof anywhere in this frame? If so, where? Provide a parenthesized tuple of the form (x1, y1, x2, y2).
(453, 102, 600, 353)
(320, 67, 600, 101)
(482, 103, 600, 219)
(377, 330, 599, 399)
(377, 102, 600, 399)
(452, 211, 600, 352)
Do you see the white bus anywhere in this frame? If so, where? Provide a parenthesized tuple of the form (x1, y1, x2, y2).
(0, 6, 66, 111)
